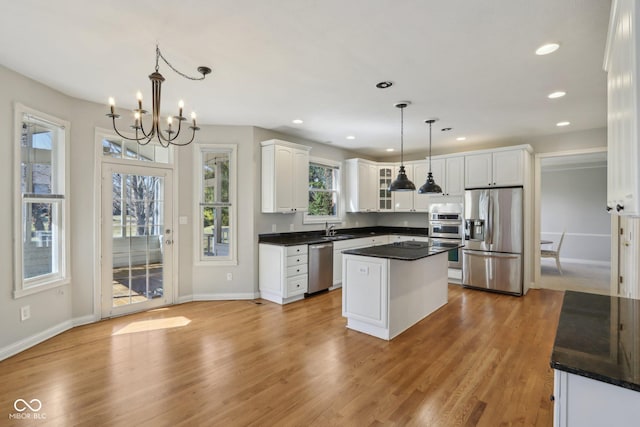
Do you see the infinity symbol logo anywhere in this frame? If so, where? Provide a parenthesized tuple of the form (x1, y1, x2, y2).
(14, 399, 42, 412)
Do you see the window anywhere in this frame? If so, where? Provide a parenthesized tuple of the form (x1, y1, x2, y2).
(101, 136, 170, 164)
(14, 104, 70, 297)
(195, 145, 237, 264)
(304, 158, 341, 224)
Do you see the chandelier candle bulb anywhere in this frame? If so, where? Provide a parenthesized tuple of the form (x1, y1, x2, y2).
(136, 91, 143, 109)
(191, 112, 197, 126)
(108, 97, 115, 115)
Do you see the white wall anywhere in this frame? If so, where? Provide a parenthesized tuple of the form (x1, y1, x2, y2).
(541, 165, 610, 263)
(0, 64, 112, 356)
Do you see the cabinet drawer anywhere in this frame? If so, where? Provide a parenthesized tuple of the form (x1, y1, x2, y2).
(286, 254, 308, 267)
(287, 264, 308, 277)
(286, 245, 308, 256)
(287, 275, 308, 295)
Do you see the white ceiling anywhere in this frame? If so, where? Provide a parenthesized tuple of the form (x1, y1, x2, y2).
(0, 0, 610, 158)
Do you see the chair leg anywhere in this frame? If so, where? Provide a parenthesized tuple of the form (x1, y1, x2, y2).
(555, 255, 563, 275)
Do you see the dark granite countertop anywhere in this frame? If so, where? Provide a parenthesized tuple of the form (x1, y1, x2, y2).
(342, 241, 462, 261)
(258, 226, 428, 246)
(551, 291, 640, 392)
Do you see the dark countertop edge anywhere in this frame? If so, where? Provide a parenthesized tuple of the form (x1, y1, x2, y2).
(342, 244, 460, 261)
(549, 291, 640, 393)
(550, 361, 640, 393)
(258, 226, 429, 246)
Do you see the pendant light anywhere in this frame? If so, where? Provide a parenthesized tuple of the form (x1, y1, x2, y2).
(418, 118, 443, 194)
(389, 102, 416, 192)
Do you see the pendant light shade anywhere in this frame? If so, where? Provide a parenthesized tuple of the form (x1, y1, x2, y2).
(389, 102, 416, 192)
(418, 118, 443, 194)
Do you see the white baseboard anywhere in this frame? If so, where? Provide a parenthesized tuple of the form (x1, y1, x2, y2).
(0, 320, 73, 361)
(190, 292, 260, 301)
(176, 295, 194, 304)
(72, 314, 98, 327)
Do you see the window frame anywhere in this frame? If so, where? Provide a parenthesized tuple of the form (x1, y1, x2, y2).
(194, 143, 237, 265)
(303, 157, 342, 224)
(14, 103, 71, 298)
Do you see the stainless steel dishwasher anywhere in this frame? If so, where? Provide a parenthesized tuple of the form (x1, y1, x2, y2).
(307, 242, 333, 294)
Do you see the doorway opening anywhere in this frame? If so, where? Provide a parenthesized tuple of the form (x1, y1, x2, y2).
(535, 149, 614, 295)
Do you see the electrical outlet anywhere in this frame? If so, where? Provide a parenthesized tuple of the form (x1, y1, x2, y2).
(271, 224, 277, 232)
(226, 272, 233, 281)
(289, 224, 295, 231)
(20, 305, 31, 322)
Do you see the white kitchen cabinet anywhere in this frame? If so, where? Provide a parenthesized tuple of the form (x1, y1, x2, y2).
(261, 139, 311, 213)
(259, 244, 308, 304)
(393, 161, 429, 212)
(604, 0, 640, 215)
(427, 156, 464, 196)
(345, 159, 378, 212)
(377, 164, 394, 212)
(342, 251, 448, 340)
(465, 149, 524, 188)
(553, 370, 640, 427)
(332, 235, 390, 286)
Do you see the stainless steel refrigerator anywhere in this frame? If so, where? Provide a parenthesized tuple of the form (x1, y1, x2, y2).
(463, 187, 523, 295)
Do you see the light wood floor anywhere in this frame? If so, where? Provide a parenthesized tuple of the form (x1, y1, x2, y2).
(0, 285, 563, 426)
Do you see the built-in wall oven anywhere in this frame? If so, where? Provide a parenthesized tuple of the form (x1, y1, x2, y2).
(429, 203, 463, 269)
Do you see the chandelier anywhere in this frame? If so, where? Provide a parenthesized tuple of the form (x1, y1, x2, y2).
(107, 44, 211, 147)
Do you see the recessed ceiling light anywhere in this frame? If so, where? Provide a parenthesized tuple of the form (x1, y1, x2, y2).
(292, 119, 303, 124)
(548, 91, 566, 99)
(556, 121, 571, 127)
(441, 127, 452, 132)
(386, 148, 395, 152)
(456, 137, 466, 141)
(346, 135, 356, 140)
(536, 43, 560, 55)
(376, 81, 393, 89)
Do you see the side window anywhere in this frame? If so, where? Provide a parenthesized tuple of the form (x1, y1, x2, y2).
(14, 104, 70, 297)
(196, 145, 237, 264)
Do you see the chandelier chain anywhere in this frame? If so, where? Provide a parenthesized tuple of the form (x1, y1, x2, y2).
(156, 45, 207, 81)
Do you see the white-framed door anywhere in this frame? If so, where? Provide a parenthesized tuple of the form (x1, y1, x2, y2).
(101, 163, 174, 318)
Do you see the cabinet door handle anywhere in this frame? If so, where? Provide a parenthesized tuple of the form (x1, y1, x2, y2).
(617, 204, 624, 212)
(549, 394, 555, 402)
(606, 206, 613, 212)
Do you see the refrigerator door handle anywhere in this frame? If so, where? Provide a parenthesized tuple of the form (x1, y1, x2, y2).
(486, 194, 492, 245)
(464, 250, 519, 260)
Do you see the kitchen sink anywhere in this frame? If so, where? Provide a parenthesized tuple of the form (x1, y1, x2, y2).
(320, 234, 353, 241)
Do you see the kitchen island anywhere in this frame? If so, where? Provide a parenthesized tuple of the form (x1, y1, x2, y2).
(341, 241, 459, 340)
(551, 291, 640, 427)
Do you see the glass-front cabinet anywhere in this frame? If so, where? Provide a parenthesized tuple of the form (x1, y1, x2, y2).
(377, 164, 394, 212)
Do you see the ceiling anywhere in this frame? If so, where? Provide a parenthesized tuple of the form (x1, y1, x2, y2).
(0, 0, 611, 158)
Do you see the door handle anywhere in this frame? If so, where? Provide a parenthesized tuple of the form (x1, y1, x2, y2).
(165, 239, 174, 245)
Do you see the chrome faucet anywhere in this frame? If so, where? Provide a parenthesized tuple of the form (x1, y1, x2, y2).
(325, 222, 336, 236)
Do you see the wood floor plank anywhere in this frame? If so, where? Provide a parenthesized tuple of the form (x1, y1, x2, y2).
(0, 286, 563, 426)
